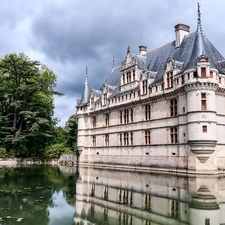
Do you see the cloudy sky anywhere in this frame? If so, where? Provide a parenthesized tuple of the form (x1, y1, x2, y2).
(1, 0, 225, 126)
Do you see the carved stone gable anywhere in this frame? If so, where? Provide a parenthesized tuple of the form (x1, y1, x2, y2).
(121, 47, 137, 70)
(197, 54, 209, 62)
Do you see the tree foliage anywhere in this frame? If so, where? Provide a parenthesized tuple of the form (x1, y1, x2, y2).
(0, 53, 62, 157)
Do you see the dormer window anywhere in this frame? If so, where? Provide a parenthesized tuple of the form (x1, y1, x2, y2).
(127, 71, 132, 83)
(103, 93, 107, 105)
(166, 71, 173, 88)
(91, 97, 94, 108)
(142, 80, 148, 95)
(201, 67, 206, 77)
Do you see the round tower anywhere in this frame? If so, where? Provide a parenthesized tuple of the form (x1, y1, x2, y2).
(185, 56, 218, 173)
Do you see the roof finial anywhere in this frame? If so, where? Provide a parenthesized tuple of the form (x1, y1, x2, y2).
(86, 66, 88, 77)
(197, 2, 203, 33)
(112, 53, 115, 69)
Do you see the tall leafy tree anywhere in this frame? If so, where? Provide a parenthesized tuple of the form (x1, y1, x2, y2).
(64, 114, 78, 152)
(0, 53, 62, 156)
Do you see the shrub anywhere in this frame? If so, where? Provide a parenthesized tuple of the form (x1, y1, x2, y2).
(0, 148, 8, 158)
(44, 143, 71, 160)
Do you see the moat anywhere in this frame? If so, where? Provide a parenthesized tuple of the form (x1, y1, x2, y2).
(0, 165, 224, 225)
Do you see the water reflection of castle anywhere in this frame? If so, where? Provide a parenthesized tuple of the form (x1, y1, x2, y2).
(68, 167, 225, 225)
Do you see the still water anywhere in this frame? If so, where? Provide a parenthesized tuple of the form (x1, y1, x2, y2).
(0, 165, 224, 225)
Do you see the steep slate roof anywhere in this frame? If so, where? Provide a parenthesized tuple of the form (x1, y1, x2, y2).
(103, 30, 225, 93)
(78, 76, 90, 106)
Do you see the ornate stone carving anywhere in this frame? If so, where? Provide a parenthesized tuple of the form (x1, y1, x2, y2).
(184, 82, 218, 92)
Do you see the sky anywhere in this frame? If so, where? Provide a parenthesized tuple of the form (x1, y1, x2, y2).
(1, 0, 225, 127)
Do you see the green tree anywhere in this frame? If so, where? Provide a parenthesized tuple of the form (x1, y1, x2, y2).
(64, 114, 78, 153)
(0, 53, 62, 157)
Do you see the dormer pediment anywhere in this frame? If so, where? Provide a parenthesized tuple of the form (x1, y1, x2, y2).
(197, 54, 209, 63)
(165, 57, 183, 71)
(121, 46, 137, 70)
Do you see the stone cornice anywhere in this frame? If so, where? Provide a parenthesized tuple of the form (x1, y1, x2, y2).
(184, 82, 218, 92)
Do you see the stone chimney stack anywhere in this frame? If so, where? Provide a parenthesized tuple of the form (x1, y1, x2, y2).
(174, 24, 190, 48)
(139, 45, 147, 56)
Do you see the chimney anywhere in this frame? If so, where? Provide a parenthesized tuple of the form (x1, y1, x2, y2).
(139, 45, 147, 56)
(174, 24, 190, 48)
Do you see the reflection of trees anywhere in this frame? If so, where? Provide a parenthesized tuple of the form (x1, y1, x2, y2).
(0, 166, 77, 225)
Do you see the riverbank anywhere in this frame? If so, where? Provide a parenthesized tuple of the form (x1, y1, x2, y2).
(0, 158, 58, 167)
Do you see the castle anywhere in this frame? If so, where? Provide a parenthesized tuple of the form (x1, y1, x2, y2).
(76, 5, 225, 174)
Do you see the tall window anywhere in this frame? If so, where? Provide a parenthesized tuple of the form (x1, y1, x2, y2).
(170, 99, 177, 116)
(201, 67, 206, 77)
(92, 136, 96, 147)
(103, 93, 107, 105)
(127, 71, 131, 83)
(105, 113, 109, 126)
(123, 132, 129, 146)
(120, 111, 123, 124)
(132, 70, 135, 81)
(201, 93, 207, 110)
(130, 108, 133, 122)
(145, 130, 151, 145)
(105, 134, 109, 146)
(170, 127, 178, 144)
(142, 80, 148, 95)
(130, 132, 133, 145)
(145, 105, 151, 120)
(171, 200, 179, 218)
(122, 74, 125, 84)
(202, 125, 207, 133)
(124, 109, 129, 124)
(166, 71, 173, 88)
(120, 133, 123, 146)
(91, 97, 94, 108)
(92, 116, 96, 128)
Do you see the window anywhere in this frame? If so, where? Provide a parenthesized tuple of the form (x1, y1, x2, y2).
(170, 127, 178, 144)
(120, 133, 123, 146)
(219, 77, 222, 83)
(92, 116, 96, 128)
(120, 111, 123, 124)
(166, 71, 173, 88)
(124, 109, 129, 124)
(205, 218, 210, 225)
(170, 99, 178, 116)
(122, 74, 125, 84)
(201, 67, 206, 77)
(105, 113, 109, 126)
(123, 132, 129, 146)
(127, 71, 131, 83)
(145, 194, 151, 211)
(155, 86, 158, 92)
(210, 71, 213, 78)
(130, 132, 133, 145)
(171, 200, 179, 218)
(132, 70, 135, 81)
(201, 93, 207, 110)
(142, 80, 148, 95)
(91, 97, 94, 108)
(105, 134, 109, 146)
(187, 73, 190, 79)
(181, 76, 184, 84)
(145, 130, 151, 145)
(202, 125, 207, 133)
(193, 71, 198, 78)
(130, 108, 133, 122)
(145, 105, 151, 120)
(103, 93, 107, 105)
(92, 136, 96, 147)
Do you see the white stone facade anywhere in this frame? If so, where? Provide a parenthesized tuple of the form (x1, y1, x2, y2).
(76, 19, 225, 174)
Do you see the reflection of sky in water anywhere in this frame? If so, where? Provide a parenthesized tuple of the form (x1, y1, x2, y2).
(48, 191, 75, 225)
